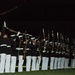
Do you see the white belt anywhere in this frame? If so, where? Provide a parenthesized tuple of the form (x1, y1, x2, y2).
(56, 51, 58, 53)
(47, 51, 49, 53)
(44, 47, 46, 49)
(62, 52, 65, 54)
(7, 45, 11, 48)
(0, 44, 7, 47)
(59, 52, 61, 54)
(26, 48, 30, 50)
(16, 48, 23, 50)
(51, 51, 54, 53)
(43, 50, 46, 53)
(37, 49, 39, 51)
(73, 54, 75, 56)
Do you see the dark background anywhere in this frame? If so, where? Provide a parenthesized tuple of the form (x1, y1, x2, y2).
(0, 0, 75, 42)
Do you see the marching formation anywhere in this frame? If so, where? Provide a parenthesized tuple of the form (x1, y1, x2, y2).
(0, 22, 75, 73)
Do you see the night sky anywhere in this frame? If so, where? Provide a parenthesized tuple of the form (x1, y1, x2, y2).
(0, 0, 75, 41)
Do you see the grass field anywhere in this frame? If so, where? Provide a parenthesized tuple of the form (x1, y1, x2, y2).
(1, 69, 75, 75)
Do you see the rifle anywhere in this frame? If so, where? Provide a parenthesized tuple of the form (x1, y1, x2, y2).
(62, 34, 65, 54)
(51, 30, 54, 52)
(59, 33, 63, 54)
(48, 30, 50, 46)
(66, 37, 70, 55)
(42, 28, 45, 40)
(56, 32, 59, 53)
(42, 28, 47, 53)
(2, 21, 7, 36)
(23, 32, 27, 59)
(37, 39, 41, 56)
(72, 38, 75, 56)
(17, 36, 22, 59)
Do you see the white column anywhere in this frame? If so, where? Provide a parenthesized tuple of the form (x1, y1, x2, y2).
(54, 57, 58, 69)
(18, 55, 24, 72)
(0, 54, 1, 73)
(26, 56, 31, 71)
(41, 57, 46, 70)
(57, 57, 61, 69)
(5, 54, 11, 73)
(0, 53, 6, 73)
(71, 59, 75, 68)
(60, 57, 65, 69)
(36, 56, 41, 71)
(45, 57, 49, 70)
(31, 56, 37, 71)
(10, 56, 17, 73)
(50, 57, 55, 70)
(64, 58, 69, 69)
(74, 59, 75, 68)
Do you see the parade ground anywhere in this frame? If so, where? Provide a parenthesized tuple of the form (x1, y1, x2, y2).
(1, 69, 75, 75)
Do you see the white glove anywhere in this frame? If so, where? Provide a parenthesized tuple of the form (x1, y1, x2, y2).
(4, 21, 6, 27)
(43, 39, 45, 41)
(17, 31, 20, 36)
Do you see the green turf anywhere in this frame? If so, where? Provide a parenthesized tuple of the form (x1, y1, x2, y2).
(1, 69, 75, 75)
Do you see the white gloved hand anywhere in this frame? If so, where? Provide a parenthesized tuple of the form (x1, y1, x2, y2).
(17, 31, 20, 36)
(4, 21, 6, 27)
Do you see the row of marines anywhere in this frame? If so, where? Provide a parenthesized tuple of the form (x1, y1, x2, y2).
(0, 26, 75, 73)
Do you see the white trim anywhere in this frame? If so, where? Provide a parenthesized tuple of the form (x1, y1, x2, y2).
(0, 44, 7, 47)
(7, 45, 11, 48)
